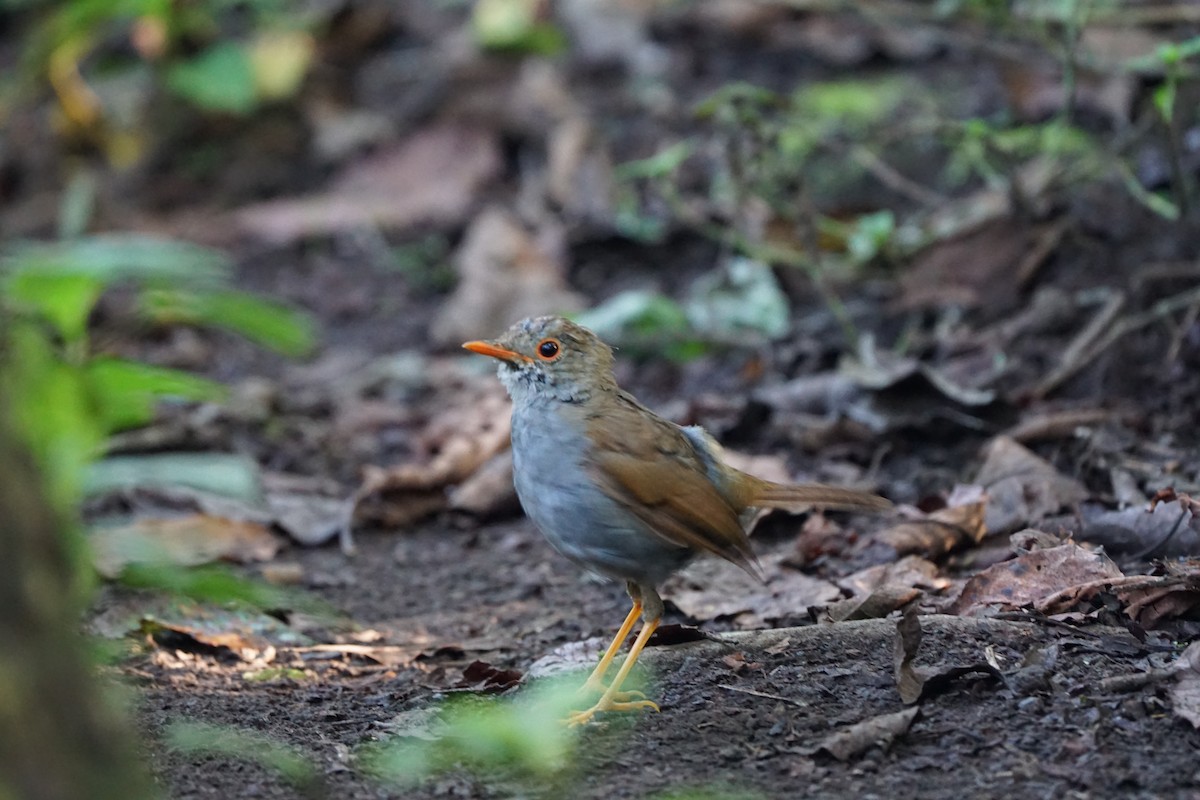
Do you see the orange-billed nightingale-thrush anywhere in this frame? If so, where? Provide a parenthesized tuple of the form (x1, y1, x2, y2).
(464, 316, 890, 726)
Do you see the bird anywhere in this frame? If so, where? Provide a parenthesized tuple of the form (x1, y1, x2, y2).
(463, 316, 891, 725)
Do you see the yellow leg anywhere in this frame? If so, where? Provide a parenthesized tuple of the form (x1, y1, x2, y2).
(577, 600, 642, 697)
(566, 618, 661, 727)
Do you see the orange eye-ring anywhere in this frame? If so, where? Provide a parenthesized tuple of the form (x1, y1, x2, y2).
(536, 338, 561, 360)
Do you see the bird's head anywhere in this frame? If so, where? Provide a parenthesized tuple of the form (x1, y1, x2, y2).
(463, 316, 617, 404)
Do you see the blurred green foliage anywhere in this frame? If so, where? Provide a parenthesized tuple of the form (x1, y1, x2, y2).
(472, 0, 566, 55)
(10, 0, 316, 166)
(166, 721, 321, 794)
(0, 225, 314, 610)
(360, 678, 583, 789)
(1, 232, 312, 509)
(575, 258, 791, 361)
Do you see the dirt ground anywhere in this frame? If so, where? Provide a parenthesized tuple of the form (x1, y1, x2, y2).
(126, 524, 1200, 800)
(4, 1, 1198, 798)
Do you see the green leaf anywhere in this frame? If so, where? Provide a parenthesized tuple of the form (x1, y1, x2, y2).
(693, 82, 779, 122)
(2, 234, 231, 287)
(166, 721, 317, 788)
(684, 258, 790, 342)
(1117, 162, 1181, 221)
(84, 452, 263, 503)
(1154, 81, 1176, 122)
(140, 289, 315, 356)
(792, 79, 906, 132)
(4, 271, 103, 346)
(4, 322, 105, 508)
(574, 290, 689, 341)
(841, 210, 896, 265)
(166, 42, 258, 114)
(361, 678, 582, 786)
(616, 142, 695, 181)
(472, 0, 566, 55)
(86, 358, 227, 432)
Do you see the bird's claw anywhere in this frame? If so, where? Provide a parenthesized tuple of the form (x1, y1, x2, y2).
(576, 679, 646, 704)
(565, 698, 660, 727)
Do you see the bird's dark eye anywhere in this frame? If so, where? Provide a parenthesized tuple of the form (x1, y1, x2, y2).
(536, 338, 561, 360)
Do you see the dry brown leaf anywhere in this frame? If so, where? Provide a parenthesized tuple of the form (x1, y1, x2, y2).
(141, 619, 264, 661)
(1078, 500, 1200, 558)
(894, 608, 1004, 704)
(976, 436, 1088, 535)
(876, 490, 987, 558)
(838, 556, 947, 597)
(452, 660, 523, 694)
(948, 542, 1124, 616)
(90, 514, 283, 578)
(816, 585, 920, 623)
(352, 390, 512, 528)
(1000, 55, 1134, 125)
(1169, 641, 1200, 729)
(813, 707, 921, 762)
(236, 124, 501, 243)
(266, 491, 350, 547)
(819, 557, 946, 623)
(898, 218, 1033, 311)
(665, 553, 841, 627)
(430, 206, 583, 346)
(1114, 562, 1200, 629)
(448, 450, 519, 517)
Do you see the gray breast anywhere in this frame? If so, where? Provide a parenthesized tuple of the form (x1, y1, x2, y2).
(510, 403, 691, 586)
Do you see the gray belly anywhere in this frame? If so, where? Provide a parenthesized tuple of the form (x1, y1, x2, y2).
(510, 411, 690, 586)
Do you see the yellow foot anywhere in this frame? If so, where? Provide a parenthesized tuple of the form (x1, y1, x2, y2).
(565, 697, 660, 727)
(576, 678, 647, 704)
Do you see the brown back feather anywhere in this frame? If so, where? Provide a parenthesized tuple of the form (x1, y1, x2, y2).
(584, 393, 760, 577)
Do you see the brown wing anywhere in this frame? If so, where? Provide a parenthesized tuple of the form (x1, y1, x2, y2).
(584, 391, 760, 577)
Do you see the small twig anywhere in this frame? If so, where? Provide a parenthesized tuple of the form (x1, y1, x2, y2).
(849, 146, 947, 207)
(717, 684, 808, 708)
(1096, 667, 1179, 694)
(1126, 507, 1189, 562)
(1031, 289, 1126, 398)
(1032, 284, 1200, 399)
(1004, 408, 1116, 443)
(1016, 218, 1071, 288)
(1165, 294, 1200, 365)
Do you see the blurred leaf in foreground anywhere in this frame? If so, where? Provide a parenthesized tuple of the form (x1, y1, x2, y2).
(360, 677, 582, 788)
(166, 42, 258, 114)
(166, 721, 320, 794)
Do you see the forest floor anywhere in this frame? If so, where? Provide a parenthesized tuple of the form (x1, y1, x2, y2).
(5, 2, 1198, 798)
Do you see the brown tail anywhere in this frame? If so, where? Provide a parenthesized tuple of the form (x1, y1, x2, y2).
(750, 481, 892, 513)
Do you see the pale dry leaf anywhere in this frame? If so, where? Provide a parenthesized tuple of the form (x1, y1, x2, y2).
(91, 514, 283, 578)
(814, 707, 920, 761)
(1079, 500, 1200, 558)
(1169, 641, 1200, 729)
(876, 486, 987, 558)
(266, 491, 351, 546)
(838, 556, 946, 597)
(898, 218, 1032, 311)
(430, 206, 583, 346)
(976, 436, 1088, 535)
(665, 553, 841, 626)
(236, 124, 501, 244)
(448, 450, 519, 517)
(547, 115, 615, 221)
(352, 388, 512, 528)
(816, 585, 920, 623)
(839, 336, 995, 408)
(999, 54, 1134, 125)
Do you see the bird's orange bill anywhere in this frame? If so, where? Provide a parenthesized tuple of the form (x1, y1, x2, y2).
(462, 340, 531, 362)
